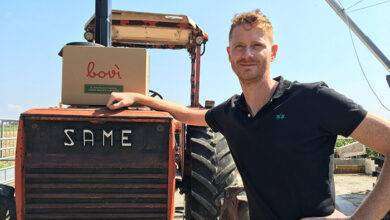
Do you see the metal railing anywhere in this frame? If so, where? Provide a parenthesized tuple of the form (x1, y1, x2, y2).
(0, 119, 18, 185)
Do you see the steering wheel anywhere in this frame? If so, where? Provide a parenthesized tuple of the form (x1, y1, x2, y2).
(149, 90, 163, 99)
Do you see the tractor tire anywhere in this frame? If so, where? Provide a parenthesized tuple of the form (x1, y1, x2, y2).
(0, 184, 16, 220)
(185, 126, 238, 220)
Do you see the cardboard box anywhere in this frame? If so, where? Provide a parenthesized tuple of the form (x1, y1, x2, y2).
(61, 45, 149, 105)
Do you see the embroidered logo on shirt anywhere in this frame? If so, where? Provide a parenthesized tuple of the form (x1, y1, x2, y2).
(275, 113, 286, 120)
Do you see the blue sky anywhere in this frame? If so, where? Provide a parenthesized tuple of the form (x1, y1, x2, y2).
(0, 0, 389, 119)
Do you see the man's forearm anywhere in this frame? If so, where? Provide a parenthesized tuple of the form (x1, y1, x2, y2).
(134, 93, 207, 126)
(352, 155, 390, 220)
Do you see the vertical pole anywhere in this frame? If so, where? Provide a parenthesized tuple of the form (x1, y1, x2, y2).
(190, 46, 201, 108)
(194, 45, 201, 107)
(95, 0, 112, 46)
(190, 53, 196, 107)
(324, 0, 390, 72)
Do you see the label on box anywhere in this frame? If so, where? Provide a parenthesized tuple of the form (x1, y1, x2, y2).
(84, 84, 123, 94)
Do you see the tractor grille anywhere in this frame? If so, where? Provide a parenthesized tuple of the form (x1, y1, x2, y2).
(25, 167, 167, 219)
(22, 118, 170, 219)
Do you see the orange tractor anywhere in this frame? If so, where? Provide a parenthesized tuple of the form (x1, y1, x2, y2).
(1, 2, 238, 220)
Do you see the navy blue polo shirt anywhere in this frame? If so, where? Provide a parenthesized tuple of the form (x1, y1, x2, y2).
(205, 76, 367, 220)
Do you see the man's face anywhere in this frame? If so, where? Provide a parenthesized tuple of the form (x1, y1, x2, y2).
(227, 24, 278, 83)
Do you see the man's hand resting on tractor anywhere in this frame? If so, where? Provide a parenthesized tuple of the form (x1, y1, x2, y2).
(106, 92, 208, 127)
(106, 92, 137, 110)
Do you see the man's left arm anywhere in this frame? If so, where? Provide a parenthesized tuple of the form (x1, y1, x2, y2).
(302, 113, 389, 220)
(349, 113, 390, 220)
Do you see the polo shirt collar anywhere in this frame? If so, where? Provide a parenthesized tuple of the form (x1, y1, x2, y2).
(236, 76, 292, 112)
(272, 76, 292, 99)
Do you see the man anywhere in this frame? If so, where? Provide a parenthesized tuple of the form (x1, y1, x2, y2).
(107, 10, 390, 220)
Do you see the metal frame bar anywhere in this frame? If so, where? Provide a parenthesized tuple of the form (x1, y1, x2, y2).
(325, 0, 390, 72)
(91, 1, 208, 105)
(190, 45, 202, 107)
(16, 119, 25, 219)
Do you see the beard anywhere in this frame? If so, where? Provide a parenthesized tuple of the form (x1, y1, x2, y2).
(231, 58, 268, 84)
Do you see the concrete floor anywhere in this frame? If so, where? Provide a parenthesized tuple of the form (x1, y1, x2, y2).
(334, 174, 377, 216)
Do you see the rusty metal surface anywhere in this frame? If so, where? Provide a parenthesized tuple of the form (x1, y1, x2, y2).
(18, 108, 176, 219)
(25, 154, 167, 168)
(90, 10, 199, 30)
(167, 120, 176, 219)
(27, 213, 166, 219)
(84, 10, 208, 50)
(15, 119, 25, 220)
(25, 173, 166, 179)
(28, 193, 167, 199)
(22, 108, 173, 120)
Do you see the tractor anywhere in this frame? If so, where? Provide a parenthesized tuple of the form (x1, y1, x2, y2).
(0, 1, 238, 220)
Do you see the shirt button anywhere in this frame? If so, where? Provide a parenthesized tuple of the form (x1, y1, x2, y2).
(247, 114, 251, 118)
